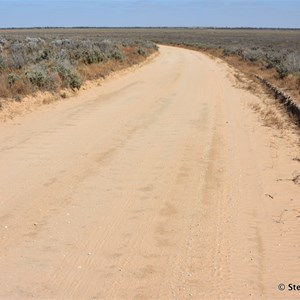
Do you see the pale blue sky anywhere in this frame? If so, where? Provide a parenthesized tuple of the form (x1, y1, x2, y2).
(0, 0, 299, 28)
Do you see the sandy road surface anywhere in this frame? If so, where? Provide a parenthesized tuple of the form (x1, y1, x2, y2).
(0, 46, 299, 300)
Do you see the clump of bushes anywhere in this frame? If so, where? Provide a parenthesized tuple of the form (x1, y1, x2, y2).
(111, 49, 124, 61)
(0, 36, 156, 100)
(284, 52, 300, 73)
(221, 45, 300, 80)
(55, 60, 82, 90)
(25, 67, 49, 88)
(137, 47, 147, 56)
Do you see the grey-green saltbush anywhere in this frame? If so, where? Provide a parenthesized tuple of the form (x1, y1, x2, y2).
(55, 61, 82, 90)
(137, 47, 147, 56)
(0, 36, 156, 96)
(8, 73, 19, 87)
(25, 67, 48, 88)
(111, 49, 124, 61)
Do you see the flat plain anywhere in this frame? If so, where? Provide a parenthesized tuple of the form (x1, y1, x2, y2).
(0, 30, 299, 299)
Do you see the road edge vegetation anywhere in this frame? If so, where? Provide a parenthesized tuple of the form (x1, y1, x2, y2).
(0, 36, 157, 120)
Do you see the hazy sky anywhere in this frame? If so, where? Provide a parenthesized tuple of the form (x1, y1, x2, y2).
(0, 0, 299, 28)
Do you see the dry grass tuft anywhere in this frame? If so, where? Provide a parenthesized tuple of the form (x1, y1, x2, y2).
(262, 108, 285, 130)
(249, 102, 286, 130)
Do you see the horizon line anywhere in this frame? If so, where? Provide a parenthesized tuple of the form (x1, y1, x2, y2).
(1, 26, 300, 30)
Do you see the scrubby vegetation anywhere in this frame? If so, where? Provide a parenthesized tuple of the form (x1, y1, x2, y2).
(0, 34, 157, 100)
(222, 46, 300, 79)
(1, 28, 300, 113)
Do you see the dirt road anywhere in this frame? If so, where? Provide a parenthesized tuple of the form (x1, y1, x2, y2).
(0, 46, 299, 300)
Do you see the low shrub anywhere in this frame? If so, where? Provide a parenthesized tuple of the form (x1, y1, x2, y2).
(82, 50, 106, 65)
(284, 52, 300, 74)
(264, 51, 288, 69)
(7, 73, 19, 87)
(111, 49, 124, 61)
(25, 67, 48, 88)
(276, 64, 289, 79)
(137, 47, 147, 56)
(7, 54, 26, 69)
(242, 48, 264, 62)
(55, 60, 82, 90)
